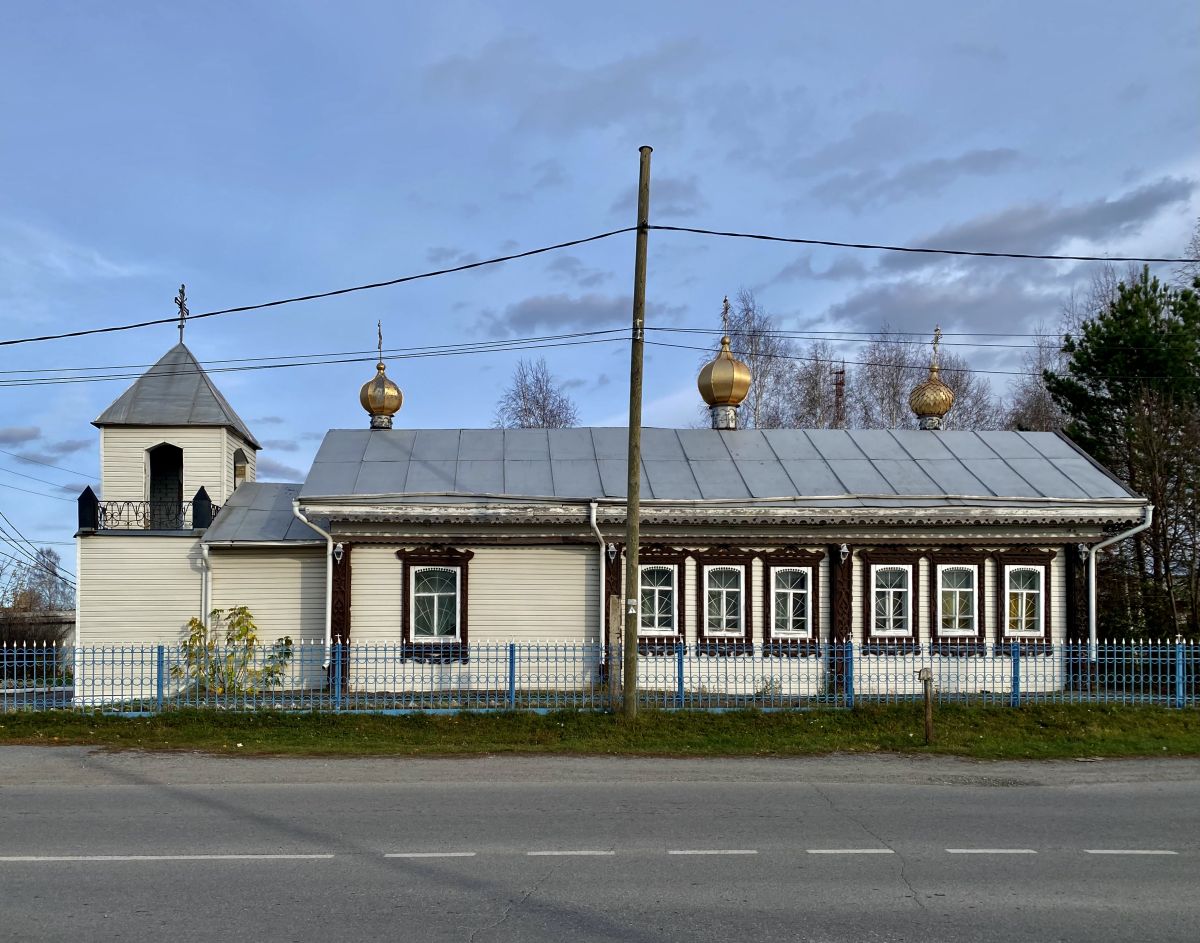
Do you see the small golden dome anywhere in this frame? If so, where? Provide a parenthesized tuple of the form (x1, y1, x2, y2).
(909, 363, 955, 427)
(698, 336, 752, 407)
(360, 321, 402, 429)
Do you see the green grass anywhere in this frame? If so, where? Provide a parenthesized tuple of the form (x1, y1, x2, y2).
(1, 704, 1198, 759)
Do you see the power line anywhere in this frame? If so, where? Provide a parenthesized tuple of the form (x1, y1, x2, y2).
(0, 549, 75, 587)
(0, 334, 628, 389)
(0, 508, 44, 566)
(1, 464, 90, 490)
(648, 224, 1194, 264)
(0, 448, 96, 480)
(0, 481, 75, 503)
(0, 228, 637, 349)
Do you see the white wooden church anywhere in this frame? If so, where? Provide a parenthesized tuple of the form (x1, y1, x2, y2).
(73, 321, 1149, 702)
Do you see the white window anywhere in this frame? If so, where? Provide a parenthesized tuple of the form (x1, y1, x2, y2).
(772, 567, 811, 638)
(937, 565, 977, 636)
(1005, 565, 1043, 636)
(704, 565, 744, 636)
(410, 566, 460, 641)
(638, 565, 677, 635)
(871, 564, 911, 636)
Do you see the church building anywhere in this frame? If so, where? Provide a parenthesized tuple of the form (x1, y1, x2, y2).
(73, 321, 1149, 703)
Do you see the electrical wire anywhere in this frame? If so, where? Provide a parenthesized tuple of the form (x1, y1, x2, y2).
(0, 549, 74, 587)
(0, 508, 46, 568)
(0, 481, 75, 503)
(0, 228, 637, 349)
(0, 448, 96, 480)
(647, 224, 1195, 264)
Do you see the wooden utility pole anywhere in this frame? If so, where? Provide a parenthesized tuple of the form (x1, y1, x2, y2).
(623, 145, 652, 721)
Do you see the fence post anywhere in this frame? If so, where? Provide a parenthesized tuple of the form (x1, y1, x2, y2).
(1175, 637, 1186, 710)
(155, 645, 165, 712)
(1010, 642, 1021, 707)
(507, 642, 517, 709)
(333, 641, 343, 710)
(845, 640, 855, 710)
(676, 641, 685, 708)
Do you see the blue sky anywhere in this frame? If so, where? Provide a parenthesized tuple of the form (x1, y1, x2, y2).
(1, 0, 1198, 566)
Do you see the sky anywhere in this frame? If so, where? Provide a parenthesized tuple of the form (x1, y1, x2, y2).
(1, 0, 1198, 570)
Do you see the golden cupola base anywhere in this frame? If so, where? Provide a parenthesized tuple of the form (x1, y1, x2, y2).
(360, 321, 403, 429)
(909, 327, 955, 430)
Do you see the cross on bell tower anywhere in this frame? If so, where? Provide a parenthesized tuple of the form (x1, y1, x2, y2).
(174, 284, 189, 344)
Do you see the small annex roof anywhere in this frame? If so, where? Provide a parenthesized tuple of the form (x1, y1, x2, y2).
(203, 482, 326, 544)
(93, 343, 261, 449)
(298, 427, 1140, 506)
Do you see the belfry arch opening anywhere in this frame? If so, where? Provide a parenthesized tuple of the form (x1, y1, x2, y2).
(147, 443, 183, 529)
(233, 448, 248, 490)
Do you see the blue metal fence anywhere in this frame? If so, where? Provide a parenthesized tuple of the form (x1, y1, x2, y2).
(1, 639, 1196, 713)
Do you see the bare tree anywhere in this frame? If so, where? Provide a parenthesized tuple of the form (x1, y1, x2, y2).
(848, 326, 923, 429)
(1004, 326, 1067, 431)
(3, 547, 74, 611)
(1178, 216, 1200, 286)
(719, 289, 797, 429)
(493, 357, 580, 429)
(781, 340, 843, 428)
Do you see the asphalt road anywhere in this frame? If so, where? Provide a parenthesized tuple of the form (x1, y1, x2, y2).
(1, 748, 1197, 942)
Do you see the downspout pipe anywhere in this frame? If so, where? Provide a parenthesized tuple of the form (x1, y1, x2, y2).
(292, 499, 334, 668)
(588, 501, 606, 666)
(1088, 504, 1153, 658)
(200, 542, 212, 623)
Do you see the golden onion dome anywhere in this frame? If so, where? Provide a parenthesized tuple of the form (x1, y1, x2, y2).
(909, 363, 955, 428)
(698, 336, 752, 407)
(360, 361, 403, 425)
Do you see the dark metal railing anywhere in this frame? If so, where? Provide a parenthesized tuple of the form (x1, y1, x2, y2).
(94, 500, 220, 531)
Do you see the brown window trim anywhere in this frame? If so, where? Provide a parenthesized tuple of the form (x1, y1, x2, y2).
(859, 549, 922, 654)
(927, 551, 988, 655)
(395, 548, 474, 662)
(633, 548, 689, 655)
(761, 549, 825, 657)
(694, 550, 757, 656)
(995, 548, 1056, 654)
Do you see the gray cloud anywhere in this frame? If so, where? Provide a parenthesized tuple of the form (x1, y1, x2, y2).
(770, 254, 871, 285)
(545, 254, 612, 289)
(610, 175, 706, 219)
(262, 438, 299, 452)
(256, 457, 304, 481)
(253, 415, 286, 425)
(0, 426, 40, 445)
(426, 246, 480, 267)
(476, 293, 683, 337)
(424, 36, 696, 139)
(885, 177, 1195, 270)
(810, 148, 1023, 211)
(783, 111, 923, 177)
(12, 438, 90, 464)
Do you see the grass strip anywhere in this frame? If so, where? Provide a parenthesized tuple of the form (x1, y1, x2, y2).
(0, 704, 1197, 760)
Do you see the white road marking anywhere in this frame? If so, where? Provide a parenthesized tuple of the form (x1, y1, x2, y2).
(668, 849, 758, 856)
(0, 854, 334, 862)
(384, 852, 478, 859)
(806, 848, 895, 855)
(1084, 849, 1178, 856)
(946, 848, 1037, 854)
(527, 850, 615, 857)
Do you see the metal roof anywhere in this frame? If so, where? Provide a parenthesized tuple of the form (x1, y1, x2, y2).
(203, 483, 325, 544)
(298, 427, 1139, 504)
(93, 343, 261, 448)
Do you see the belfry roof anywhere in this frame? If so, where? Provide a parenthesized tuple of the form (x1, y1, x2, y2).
(93, 343, 261, 448)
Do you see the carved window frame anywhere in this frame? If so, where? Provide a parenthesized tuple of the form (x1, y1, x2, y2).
(761, 549, 825, 657)
(859, 549, 921, 654)
(928, 551, 989, 655)
(995, 549, 1055, 654)
(395, 548, 473, 662)
(694, 550, 756, 656)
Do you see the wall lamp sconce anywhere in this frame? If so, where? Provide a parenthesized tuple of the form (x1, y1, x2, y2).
(606, 543, 618, 564)
(839, 543, 850, 564)
(332, 543, 344, 564)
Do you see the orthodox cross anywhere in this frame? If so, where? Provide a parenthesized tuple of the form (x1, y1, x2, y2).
(721, 296, 731, 336)
(377, 319, 384, 366)
(174, 285, 189, 343)
(932, 325, 942, 368)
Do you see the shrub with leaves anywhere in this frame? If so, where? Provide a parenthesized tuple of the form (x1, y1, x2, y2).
(170, 606, 293, 696)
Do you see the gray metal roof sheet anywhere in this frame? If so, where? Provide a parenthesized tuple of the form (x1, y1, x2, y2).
(203, 483, 325, 544)
(298, 428, 1140, 504)
(93, 343, 261, 448)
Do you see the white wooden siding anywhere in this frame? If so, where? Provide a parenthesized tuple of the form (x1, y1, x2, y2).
(470, 547, 597, 642)
(209, 548, 325, 644)
(350, 546, 404, 642)
(100, 426, 236, 503)
(77, 535, 203, 644)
